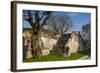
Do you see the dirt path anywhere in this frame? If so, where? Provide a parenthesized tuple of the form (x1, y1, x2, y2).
(78, 55, 91, 60)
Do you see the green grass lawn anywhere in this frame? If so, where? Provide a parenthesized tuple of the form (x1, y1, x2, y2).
(23, 51, 90, 62)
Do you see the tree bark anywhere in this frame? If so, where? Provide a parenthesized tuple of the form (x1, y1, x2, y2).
(31, 29, 44, 58)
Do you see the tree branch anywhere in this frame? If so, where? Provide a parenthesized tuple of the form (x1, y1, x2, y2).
(40, 11, 51, 28)
(40, 12, 45, 21)
(26, 10, 35, 28)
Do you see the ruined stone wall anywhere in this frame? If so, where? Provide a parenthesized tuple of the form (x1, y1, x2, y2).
(23, 30, 84, 58)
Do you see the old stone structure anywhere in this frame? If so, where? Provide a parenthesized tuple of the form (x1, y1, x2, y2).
(64, 32, 83, 56)
(23, 30, 84, 59)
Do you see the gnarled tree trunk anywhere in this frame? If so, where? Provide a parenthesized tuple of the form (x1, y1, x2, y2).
(31, 29, 44, 58)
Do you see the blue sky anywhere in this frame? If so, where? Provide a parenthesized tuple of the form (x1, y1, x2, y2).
(23, 10, 91, 32)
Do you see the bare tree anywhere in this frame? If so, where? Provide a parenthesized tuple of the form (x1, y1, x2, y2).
(46, 15, 73, 33)
(82, 22, 91, 54)
(82, 22, 91, 40)
(23, 10, 51, 58)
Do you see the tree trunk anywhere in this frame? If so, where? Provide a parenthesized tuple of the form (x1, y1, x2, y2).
(26, 41, 33, 59)
(31, 30, 44, 58)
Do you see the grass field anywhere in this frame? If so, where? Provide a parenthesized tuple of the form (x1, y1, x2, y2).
(23, 51, 90, 62)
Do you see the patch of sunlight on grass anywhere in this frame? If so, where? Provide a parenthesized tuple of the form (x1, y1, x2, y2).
(23, 50, 89, 62)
